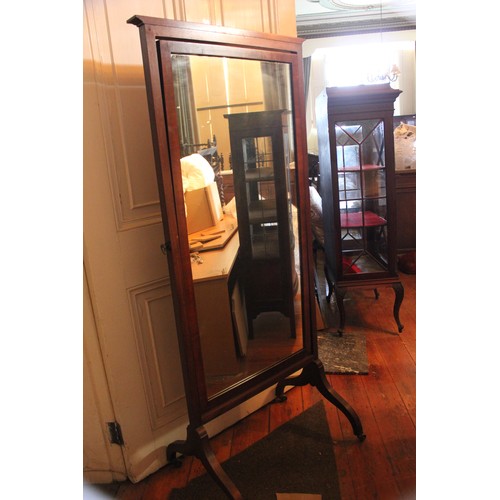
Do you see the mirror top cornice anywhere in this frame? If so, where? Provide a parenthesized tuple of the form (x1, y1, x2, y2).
(127, 15, 305, 50)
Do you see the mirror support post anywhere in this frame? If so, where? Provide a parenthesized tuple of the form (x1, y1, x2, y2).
(128, 15, 366, 497)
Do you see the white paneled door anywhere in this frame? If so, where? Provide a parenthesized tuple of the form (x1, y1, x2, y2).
(84, 0, 188, 483)
(83, 0, 297, 484)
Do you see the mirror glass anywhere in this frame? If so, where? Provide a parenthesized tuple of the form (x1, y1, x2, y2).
(171, 54, 304, 398)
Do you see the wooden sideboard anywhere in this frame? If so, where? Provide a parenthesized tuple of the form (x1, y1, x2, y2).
(191, 222, 245, 378)
(395, 169, 416, 252)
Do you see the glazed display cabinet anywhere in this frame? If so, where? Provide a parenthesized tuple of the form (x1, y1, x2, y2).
(316, 83, 404, 334)
(225, 110, 297, 338)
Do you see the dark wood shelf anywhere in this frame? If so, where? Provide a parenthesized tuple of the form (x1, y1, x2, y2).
(248, 199, 277, 224)
(245, 167, 275, 181)
(250, 230, 280, 259)
(339, 163, 385, 172)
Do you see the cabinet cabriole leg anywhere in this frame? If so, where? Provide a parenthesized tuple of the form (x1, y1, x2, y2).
(392, 282, 404, 333)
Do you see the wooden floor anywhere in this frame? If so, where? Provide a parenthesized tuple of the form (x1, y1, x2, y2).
(98, 271, 416, 499)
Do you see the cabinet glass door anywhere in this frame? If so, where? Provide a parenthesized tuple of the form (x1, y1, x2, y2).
(225, 109, 298, 351)
(242, 135, 279, 258)
(335, 119, 388, 276)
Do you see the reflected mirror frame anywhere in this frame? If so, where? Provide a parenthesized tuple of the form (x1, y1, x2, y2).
(128, 16, 315, 426)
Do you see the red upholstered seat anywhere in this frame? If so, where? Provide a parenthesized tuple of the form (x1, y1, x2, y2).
(341, 210, 386, 228)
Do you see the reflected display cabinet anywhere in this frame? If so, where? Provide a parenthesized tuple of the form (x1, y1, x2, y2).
(225, 110, 297, 338)
(316, 83, 404, 334)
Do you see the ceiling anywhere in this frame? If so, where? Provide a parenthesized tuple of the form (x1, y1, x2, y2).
(295, 0, 416, 38)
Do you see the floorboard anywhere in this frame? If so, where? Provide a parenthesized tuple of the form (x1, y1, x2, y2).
(333, 374, 402, 499)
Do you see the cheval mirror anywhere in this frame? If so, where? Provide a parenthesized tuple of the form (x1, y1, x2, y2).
(128, 15, 365, 499)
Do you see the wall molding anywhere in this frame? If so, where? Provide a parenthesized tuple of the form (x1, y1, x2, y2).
(297, 4, 415, 38)
(128, 278, 187, 430)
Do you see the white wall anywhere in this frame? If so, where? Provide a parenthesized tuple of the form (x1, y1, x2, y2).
(302, 30, 416, 58)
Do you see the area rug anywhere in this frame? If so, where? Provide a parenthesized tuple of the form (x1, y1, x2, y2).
(318, 330, 368, 374)
(169, 402, 340, 499)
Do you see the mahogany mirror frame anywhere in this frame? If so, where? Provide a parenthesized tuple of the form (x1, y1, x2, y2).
(128, 16, 364, 498)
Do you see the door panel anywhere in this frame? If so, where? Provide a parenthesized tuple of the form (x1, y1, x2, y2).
(128, 278, 187, 429)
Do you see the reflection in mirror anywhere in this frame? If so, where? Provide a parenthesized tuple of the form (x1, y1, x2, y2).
(172, 55, 303, 398)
